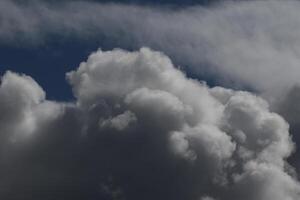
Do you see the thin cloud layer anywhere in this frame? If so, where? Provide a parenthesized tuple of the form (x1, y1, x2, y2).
(0, 48, 299, 200)
(1, 0, 300, 94)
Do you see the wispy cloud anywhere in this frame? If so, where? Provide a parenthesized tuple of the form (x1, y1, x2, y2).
(1, 1, 300, 93)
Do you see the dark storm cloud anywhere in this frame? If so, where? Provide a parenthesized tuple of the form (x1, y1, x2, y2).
(13, 0, 219, 6)
(274, 85, 300, 174)
(0, 48, 299, 200)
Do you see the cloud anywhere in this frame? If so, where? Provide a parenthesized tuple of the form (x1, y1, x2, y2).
(0, 71, 45, 141)
(7, 0, 300, 179)
(3, 0, 300, 148)
(1, 0, 300, 93)
(0, 47, 298, 200)
(99, 110, 137, 131)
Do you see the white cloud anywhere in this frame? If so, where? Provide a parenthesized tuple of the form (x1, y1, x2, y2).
(0, 71, 45, 138)
(2, 0, 300, 96)
(67, 47, 299, 199)
(3, 0, 300, 134)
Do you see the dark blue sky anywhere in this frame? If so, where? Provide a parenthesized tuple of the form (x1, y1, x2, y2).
(0, 38, 100, 101)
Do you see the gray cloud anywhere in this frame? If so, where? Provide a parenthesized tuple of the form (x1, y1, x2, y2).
(0, 47, 298, 200)
(99, 110, 137, 131)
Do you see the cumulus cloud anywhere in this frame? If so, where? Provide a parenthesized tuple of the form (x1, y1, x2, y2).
(0, 47, 298, 200)
(3, 0, 300, 150)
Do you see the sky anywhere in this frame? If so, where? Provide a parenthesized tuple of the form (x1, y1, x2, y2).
(1, 0, 300, 200)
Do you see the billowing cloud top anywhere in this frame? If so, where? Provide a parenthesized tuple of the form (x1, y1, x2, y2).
(0, 47, 299, 200)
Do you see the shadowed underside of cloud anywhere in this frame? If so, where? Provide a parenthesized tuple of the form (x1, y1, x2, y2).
(0, 48, 299, 200)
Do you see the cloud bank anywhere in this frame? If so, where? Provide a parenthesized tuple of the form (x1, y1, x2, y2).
(1, 0, 300, 94)
(0, 47, 299, 200)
